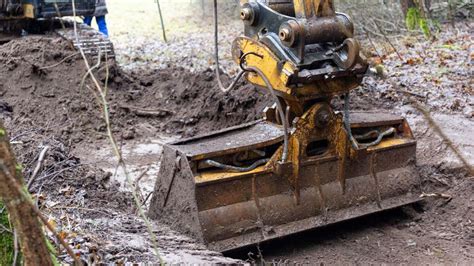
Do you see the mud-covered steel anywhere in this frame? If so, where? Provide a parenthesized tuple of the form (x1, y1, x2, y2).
(148, 0, 420, 252)
(170, 121, 284, 161)
(149, 112, 421, 251)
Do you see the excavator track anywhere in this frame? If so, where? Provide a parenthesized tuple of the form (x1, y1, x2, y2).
(55, 23, 114, 58)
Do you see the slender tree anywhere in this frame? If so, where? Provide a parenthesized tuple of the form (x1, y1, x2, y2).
(0, 120, 53, 265)
(400, 0, 417, 16)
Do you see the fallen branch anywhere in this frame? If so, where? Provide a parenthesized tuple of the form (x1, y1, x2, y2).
(373, 19, 404, 61)
(51, 206, 113, 217)
(119, 105, 173, 117)
(27, 145, 50, 191)
(420, 192, 452, 200)
(39, 53, 80, 70)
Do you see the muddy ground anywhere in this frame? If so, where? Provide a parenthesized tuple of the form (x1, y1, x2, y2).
(0, 22, 472, 264)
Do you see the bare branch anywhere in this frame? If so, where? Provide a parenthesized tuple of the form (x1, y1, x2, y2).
(27, 145, 50, 191)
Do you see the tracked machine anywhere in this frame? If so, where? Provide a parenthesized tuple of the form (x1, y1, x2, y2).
(149, 0, 420, 251)
(0, 0, 113, 56)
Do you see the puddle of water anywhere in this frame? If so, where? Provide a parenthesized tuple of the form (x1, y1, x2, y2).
(122, 142, 165, 157)
(77, 136, 178, 195)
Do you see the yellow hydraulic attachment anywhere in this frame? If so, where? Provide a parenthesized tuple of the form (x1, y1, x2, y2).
(149, 0, 420, 251)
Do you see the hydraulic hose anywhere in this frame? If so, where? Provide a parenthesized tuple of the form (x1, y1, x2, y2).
(205, 158, 270, 173)
(213, 0, 245, 92)
(212, 0, 289, 163)
(245, 66, 290, 163)
(344, 92, 395, 149)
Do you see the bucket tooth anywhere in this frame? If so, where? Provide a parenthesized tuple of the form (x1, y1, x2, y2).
(149, 113, 421, 252)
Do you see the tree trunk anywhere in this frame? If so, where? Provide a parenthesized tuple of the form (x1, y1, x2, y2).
(0, 121, 53, 265)
(400, 0, 431, 17)
(0, 202, 15, 265)
(400, 0, 416, 16)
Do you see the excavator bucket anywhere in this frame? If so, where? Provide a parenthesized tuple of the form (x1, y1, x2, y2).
(149, 111, 421, 252)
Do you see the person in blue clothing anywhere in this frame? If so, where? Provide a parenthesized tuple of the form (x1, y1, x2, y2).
(83, 0, 109, 37)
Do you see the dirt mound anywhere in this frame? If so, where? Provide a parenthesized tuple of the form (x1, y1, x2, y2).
(0, 36, 272, 146)
(0, 36, 271, 263)
(122, 68, 272, 136)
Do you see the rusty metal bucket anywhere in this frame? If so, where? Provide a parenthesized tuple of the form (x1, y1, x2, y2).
(148, 112, 421, 252)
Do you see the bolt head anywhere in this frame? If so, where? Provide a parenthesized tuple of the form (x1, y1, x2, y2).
(316, 110, 331, 128)
(279, 27, 291, 42)
(240, 8, 252, 21)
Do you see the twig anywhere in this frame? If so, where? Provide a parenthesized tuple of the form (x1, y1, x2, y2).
(53, 3, 75, 51)
(373, 19, 404, 61)
(27, 146, 50, 190)
(39, 53, 80, 70)
(134, 166, 151, 208)
(71, 2, 163, 262)
(141, 192, 153, 206)
(13, 229, 19, 266)
(420, 192, 452, 200)
(51, 206, 113, 217)
(391, 82, 473, 176)
(364, 27, 381, 58)
(119, 105, 173, 117)
(0, 222, 12, 233)
(40, 164, 82, 183)
(156, 0, 168, 42)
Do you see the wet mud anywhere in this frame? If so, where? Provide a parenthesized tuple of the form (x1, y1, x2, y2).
(0, 28, 472, 264)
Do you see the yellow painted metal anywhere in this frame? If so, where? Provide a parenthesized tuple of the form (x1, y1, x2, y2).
(369, 138, 414, 151)
(236, 37, 295, 96)
(196, 166, 269, 184)
(149, 0, 420, 252)
(234, 37, 362, 102)
(293, 0, 335, 18)
(22, 4, 35, 19)
(258, 102, 354, 201)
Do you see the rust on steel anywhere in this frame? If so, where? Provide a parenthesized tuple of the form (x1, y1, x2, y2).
(148, 0, 420, 252)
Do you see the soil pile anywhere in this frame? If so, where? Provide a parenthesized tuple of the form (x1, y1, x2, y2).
(0, 36, 134, 214)
(121, 68, 272, 136)
(0, 35, 270, 263)
(0, 36, 272, 146)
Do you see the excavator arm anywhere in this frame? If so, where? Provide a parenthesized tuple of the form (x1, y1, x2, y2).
(148, 0, 420, 252)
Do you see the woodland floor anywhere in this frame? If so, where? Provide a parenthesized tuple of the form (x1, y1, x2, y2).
(0, 20, 472, 264)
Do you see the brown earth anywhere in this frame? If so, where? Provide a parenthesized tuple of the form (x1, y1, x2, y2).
(0, 22, 472, 264)
(0, 35, 270, 263)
